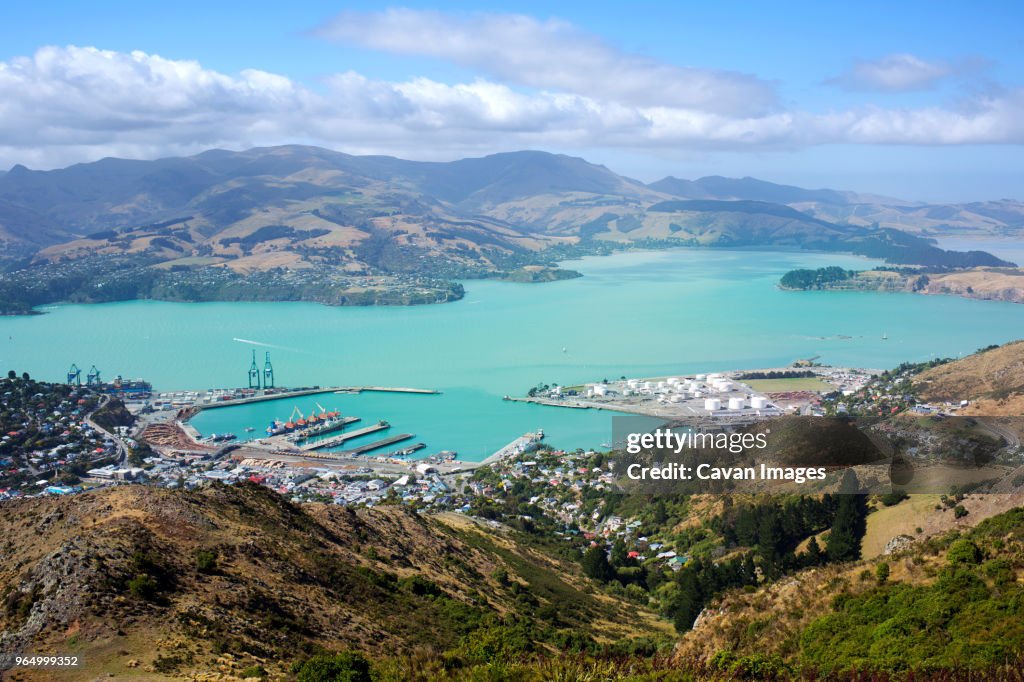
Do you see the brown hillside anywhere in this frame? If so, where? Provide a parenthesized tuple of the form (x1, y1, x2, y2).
(0, 483, 663, 680)
(914, 340, 1024, 414)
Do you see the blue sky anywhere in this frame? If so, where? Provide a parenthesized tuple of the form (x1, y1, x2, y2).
(1, 1, 1022, 201)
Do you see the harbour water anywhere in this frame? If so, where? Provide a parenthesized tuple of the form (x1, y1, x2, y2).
(4, 247, 1024, 460)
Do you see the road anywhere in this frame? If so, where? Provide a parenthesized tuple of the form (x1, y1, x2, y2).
(85, 395, 130, 465)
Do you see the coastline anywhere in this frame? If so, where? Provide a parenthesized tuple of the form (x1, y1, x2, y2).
(780, 267, 1024, 305)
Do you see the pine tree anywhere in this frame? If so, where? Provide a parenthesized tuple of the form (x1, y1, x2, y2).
(805, 536, 823, 566)
(826, 494, 867, 561)
(581, 546, 614, 582)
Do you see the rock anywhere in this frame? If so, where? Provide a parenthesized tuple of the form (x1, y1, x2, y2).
(884, 534, 915, 555)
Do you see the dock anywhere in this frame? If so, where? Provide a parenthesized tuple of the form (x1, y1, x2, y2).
(288, 415, 360, 440)
(336, 433, 415, 457)
(298, 421, 390, 452)
(336, 387, 440, 395)
(480, 432, 542, 466)
(197, 387, 346, 410)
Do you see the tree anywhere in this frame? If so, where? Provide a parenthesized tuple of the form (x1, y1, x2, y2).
(826, 494, 867, 562)
(581, 546, 614, 582)
(805, 536, 823, 566)
(6, 370, 15, 380)
(610, 539, 629, 566)
(669, 568, 702, 632)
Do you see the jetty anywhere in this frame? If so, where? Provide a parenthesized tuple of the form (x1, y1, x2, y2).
(298, 421, 390, 452)
(197, 387, 345, 410)
(336, 433, 415, 456)
(335, 387, 440, 395)
(480, 432, 543, 466)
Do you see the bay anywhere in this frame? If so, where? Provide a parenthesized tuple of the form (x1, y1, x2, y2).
(3, 247, 1023, 460)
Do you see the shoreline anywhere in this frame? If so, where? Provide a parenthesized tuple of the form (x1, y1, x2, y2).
(0, 242, 902, 317)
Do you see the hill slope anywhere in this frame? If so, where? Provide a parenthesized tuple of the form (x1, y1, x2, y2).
(0, 146, 1013, 313)
(0, 483, 665, 679)
(914, 340, 1024, 414)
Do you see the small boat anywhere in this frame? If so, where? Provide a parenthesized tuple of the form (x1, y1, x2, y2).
(882, 333, 888, 340)
(562, 347, 567, 353)
(244, 426, 255, 432)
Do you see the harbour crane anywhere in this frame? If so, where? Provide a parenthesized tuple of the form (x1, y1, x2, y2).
(263, 352, 274, 388)
(67, 363, 82, 386)
(248, 350, 261, 389)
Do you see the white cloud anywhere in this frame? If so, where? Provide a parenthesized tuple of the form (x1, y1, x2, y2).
(313, 8, 779, 117)
(827, 54, 953, 92)
(0, 45, 1022, 171)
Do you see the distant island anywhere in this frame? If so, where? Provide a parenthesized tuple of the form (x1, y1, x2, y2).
(780, 265, 1024, 304)
(0, 145, 1017, 314)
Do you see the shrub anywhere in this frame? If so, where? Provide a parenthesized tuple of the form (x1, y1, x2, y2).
(947, 539, 982, 566)
(128, 574, 160, 601)
(876, 562, 890, 585)
(195, 550, 218, 574)
(294, 652, 372, 682)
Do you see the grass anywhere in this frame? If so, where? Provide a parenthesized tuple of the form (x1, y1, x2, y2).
(742, 377, 834, 392)
(861, 494, 940, 559)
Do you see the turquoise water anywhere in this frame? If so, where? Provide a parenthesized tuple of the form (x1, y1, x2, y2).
(3, 247, 1024, 459)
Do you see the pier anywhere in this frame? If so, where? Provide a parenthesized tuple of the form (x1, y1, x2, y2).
(298, 421, 390, 452)
(197, 387, 346, 410)
(335, 387, 440, 395)
(480, 432, 542, 466)
(336, 433, 415, 457)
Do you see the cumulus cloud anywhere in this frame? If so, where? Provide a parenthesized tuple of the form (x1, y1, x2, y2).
(313, 8, 779, 117)
(0, 45, 1022, 170)
(826, 53, 954, 92)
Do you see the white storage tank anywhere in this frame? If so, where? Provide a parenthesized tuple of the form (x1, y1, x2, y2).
(704, 398, 722, 411)
(751, 396, 768, 409)
(728, 397, 745, 410)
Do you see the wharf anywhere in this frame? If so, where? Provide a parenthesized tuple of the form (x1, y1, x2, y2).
(336, 387, 440, 395)
(336, 433, 415, 457)
(479, 432, 542, 466)
(298, 421, 389, 452)
(197, 387, 345, 410)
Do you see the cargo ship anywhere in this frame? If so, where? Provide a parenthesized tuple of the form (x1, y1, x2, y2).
(266, 404, 347, 438)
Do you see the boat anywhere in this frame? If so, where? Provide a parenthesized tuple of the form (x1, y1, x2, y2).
(882, 332, 888, 340)
(208, 433, 237, 443)
(426, 450, 458, 463)
(389, 442, 426, 457)
(244, 427, 255, 432)
(265, 404, 347, 437)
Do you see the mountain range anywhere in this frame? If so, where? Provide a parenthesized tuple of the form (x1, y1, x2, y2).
(0, 146, 1018, 312)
